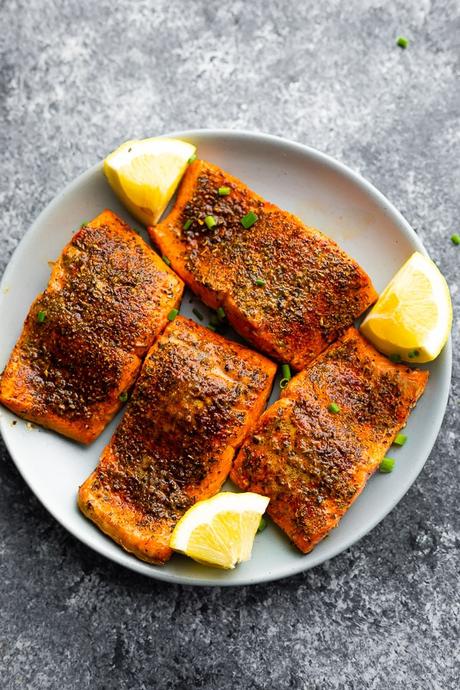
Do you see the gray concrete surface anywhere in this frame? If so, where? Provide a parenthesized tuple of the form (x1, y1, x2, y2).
(1, 1, 459, 688)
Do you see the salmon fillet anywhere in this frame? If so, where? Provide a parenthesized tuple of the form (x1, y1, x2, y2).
(78, 316, 276, 564)
(231, 327, 428, 553)
(149, 160, 377, 369)
(0, 210, 184, 443)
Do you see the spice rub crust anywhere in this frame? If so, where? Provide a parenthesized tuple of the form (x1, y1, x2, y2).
(78, 316, 276, 564)
(150, 161, 377, 369)
(0, 210, 184, 443)
(230, 327, 428, 553)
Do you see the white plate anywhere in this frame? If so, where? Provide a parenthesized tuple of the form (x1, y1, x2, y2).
(0, 130, 451, 586)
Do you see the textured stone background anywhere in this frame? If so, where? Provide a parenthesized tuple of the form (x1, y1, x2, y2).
(1, 1, 459, 688)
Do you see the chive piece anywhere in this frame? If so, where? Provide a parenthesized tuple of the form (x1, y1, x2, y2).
(394, 434, 407, 446)
(257, 517, 267, 533)
(167, 308, 179, 321)
(450, 234, 460, 245)
(281, 364, 291, 382)
(207, 324, 216, 331)
(192, 307, 203, 321)
(279, 378, 290, 389)
(255, 278, 266, 286)
(80, 221, 89, 228)
(241, 211, 258, 229)
(37, 310, 46, 323)
(205, 215, 217, 229)
(183, 218, 193, 231)
(389, 353, 402, 363)
(408, 349, 420, 359)
(119, 391, 128, 402)
(379, 457, 396, 473)
(328, 402, 340, 414)
(218, 186, 231, 196)
(187, 152, 197, 164)
(396, 36, 409, 49)
(162, 255, 171, 267)
(216, 306, 226, 321)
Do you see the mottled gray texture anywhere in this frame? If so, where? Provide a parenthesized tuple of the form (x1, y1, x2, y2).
(1, 1, 459, 688)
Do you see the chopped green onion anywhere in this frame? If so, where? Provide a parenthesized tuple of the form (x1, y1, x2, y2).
(80, 221, 89, 228)
(119, 391, 128, 402)
(183, 218, 193, 231)
(379, 457, 395, 473)
(255, 278, 266, 287)
(192, 307, 203, 321)
(167, 308, 179, 321)
(451, 234, 460, 245)
(393, 434, 407, 446)
(281, 364, 291, 382)
(218, 186, 231, 196)
(408, 349, 420, 359)
(216, 306, 226, 321)
(396, 36, 409, 49)
(187, 152, 197, 164)
(241, 211, 258, 229)
(328, 402, 340, 414)
(205, 215, 217, 229)
(257, 517, 267, 533)
(162, 255, 171, 266)
(37, 310, 46, 323)
(389, 353, 402, 363)
(207, 324, 216, 331)
(279, 378, 290, 389)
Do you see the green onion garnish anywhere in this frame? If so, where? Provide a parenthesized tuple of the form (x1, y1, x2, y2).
(37, 310, 46, 323)
(80, 221, 89, 228)
(241, 211, 258, 229)
(216, 306, 226, 321)
(408, 349, 420, 359)
(379, 457, 395, 473)
(451, 234, 460, 245)
(205, 215, 217, 229)
(328, 402, 340, 414)
(255, 278, 266, 286)
(162, 255, 171, 266)
(396, 36, 409, 49)
(207, 324, 216, 332)
(393, 434, 407, 446)
(167, 308, 179, 321)
(279, 378, 290, 389)
(257, 517, 267, 533)
(192, 308, 203, 321)
(218, 186, 231, 196)
(119, 391, 128, 402)
(187, 152, 197, 164)
(281, 364, 291, 382)
(389, 353, 402, 363)
(183, 219, 193, 231)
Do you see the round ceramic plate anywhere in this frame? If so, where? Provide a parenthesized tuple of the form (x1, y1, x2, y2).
(0, 130, 451, 586)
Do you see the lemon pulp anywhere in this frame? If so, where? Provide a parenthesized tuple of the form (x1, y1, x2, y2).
(170, 492, 270, 569)
(360, 251, 452, 363)
(103, 137, 196, 225)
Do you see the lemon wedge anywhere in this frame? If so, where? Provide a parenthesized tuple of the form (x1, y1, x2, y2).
(103, 137, 196, 225)
(170, 492, 270, 569)
(360, 251, 452, 363)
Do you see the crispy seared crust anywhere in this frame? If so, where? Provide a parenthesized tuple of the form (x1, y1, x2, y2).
(231, 328, 429, 553)
(150, 161, 377, 369)
(0, 210, 184, 443)
(78, 316, 276, 564)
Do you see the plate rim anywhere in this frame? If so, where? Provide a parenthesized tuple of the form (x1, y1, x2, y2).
(0, 128, 452, 586)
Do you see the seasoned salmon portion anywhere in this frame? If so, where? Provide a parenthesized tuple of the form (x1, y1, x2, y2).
(231, 328, 428, 553)
(150, 160, 377, 369)
(0, 210, 184, 443)
(78, 316, 276, 564)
